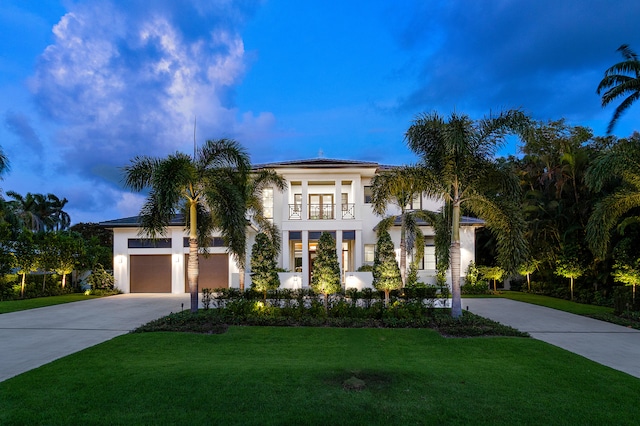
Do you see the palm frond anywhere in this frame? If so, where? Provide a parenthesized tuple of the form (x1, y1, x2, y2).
(198, 139, 250, 174)
(122, 156, 159, 191)
(597, 44, 640, 134)
(586, 136, 640, 191)
(587, 190, 640, 259)
(375, 216, 396, 237)
(465, 193, 528, 274)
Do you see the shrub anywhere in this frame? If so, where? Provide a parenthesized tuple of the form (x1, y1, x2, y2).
(201, 288, 212, 310)
(613, 286, 635, 314)
(86, 264, 115, 291)
(356, 264, 374, 272)
(461, 280, 490, 295)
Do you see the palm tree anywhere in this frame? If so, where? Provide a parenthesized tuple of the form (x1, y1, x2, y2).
(46, 194, 71, 231)
(234, 169, 286, 291)
(6, 192, 44, 232)
(0, 146, 8, 176)
(123, 139, 250, 312)
(405, 110, 529, 318)
(597, 44, 640, 134)
(585, 134, 640, 260)
(370, 166, 425, 286)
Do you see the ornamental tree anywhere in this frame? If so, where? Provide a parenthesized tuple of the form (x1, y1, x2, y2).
(555, 247, 584, 301)
(250, 232, 280, 301)
(478, 265, 505, 292)
(310, 232, 341, 313)
(372, 230, 402, 307)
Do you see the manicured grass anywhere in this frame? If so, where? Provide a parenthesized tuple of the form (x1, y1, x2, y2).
(497, 291, 613, 315)
(0, 294, 102, 314)
(1, 327, 639, 425)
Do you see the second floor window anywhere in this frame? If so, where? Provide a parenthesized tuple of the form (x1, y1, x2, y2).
(364, 186, 373, 203)
(263, 188, 274, 219)
(406, 193, 422, 210)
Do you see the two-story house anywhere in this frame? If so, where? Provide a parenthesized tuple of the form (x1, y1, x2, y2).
(100, 158, 481, 293)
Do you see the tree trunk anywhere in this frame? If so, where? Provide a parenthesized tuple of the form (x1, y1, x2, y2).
(61, 273, 66, 289)
(450, 240, 462, 318)
(188, 238, 199, 313)
(570, 277, 574, 301)
(450, 197, 462, 318)
(385, 290, 389, 307)
(400, 213, 406, 287)
(239, 266, 245, 292)
(21, 273, 26, 298)
(527, 273, 531, 292)
(324, 292, 328, 315)
(493, 279, 497, 292)
(188, 201, 199, 313)
(42, 274, 46, 292)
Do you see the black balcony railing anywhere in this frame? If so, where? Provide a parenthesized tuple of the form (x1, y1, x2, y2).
(289, 204, 302, 220)
(341, 203, 355, 219)
(309, 204, 334, 220)
(288, 203, 356, 220)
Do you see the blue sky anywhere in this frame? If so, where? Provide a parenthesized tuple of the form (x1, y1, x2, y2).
(1, 0, 639, 224)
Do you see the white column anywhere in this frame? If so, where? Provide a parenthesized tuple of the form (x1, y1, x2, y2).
(301, 180, 308, 220)
(171, 229, 185, 294)
(302, 231, 309, 287)
(335, 230, 343, 282)
(281, 230, 289, 270)
(113, 229, 130, 293)
(334, 179, 341, 220)
(355, 229, 363, 269)
(282, 179, 290, 220)
(353, 176, 362, 220)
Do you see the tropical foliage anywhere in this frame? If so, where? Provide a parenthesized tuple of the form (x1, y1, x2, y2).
(597, 44, 640, 134)
(370, 166, 424, 286)
(233, 168, 286, 291)
(123, 138, 250, 312)
(405, 109, 529, 317)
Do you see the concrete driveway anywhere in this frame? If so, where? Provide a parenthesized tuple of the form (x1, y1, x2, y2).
(0, 294, 190, 383)
(464, 298, 640, 379)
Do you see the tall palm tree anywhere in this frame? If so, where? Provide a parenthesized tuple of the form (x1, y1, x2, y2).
(597, 44, 640, 134)
(370, 166, 425, 286)
(586, 134, 640, 260)
(406, 110, 529, 318)
(123, 139, 250, 312)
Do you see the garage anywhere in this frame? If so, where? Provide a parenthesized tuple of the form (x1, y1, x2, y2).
(185, 254, 229, 291)
(130, 255, 172, 293)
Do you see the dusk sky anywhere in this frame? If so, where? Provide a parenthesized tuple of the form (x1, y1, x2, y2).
(1, 0, 639, 224)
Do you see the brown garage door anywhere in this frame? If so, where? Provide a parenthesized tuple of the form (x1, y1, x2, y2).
(130, 255, 172, 293)
(184, 254, 229, 291)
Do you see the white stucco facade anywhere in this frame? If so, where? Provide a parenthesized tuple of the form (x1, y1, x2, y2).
(101, 159, 482, 293)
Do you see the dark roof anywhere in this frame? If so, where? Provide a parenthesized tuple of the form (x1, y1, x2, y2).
(253, 158, 385, 169)
(100, 214, 185, 228)
(386, 214, 485, 227)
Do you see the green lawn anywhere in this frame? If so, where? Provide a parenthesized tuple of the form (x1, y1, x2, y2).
(0, 294, 102, 314)
(496, 291, 613, 315)
(1, 327, 639, 425)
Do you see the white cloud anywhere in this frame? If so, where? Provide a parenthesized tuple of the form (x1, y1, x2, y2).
(115, 192, 146, 218)
(29, 0, 269, 181)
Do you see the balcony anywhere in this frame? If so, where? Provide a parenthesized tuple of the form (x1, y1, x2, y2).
(288, 204, 355, 220)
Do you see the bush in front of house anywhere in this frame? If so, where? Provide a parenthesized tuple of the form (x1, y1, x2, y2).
(133, 286, 527, 338)
(84, 264, 120, 296)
